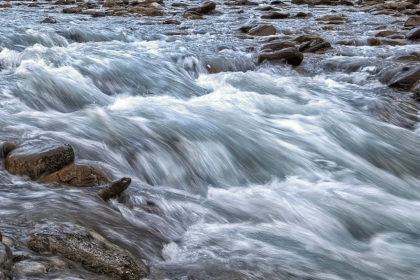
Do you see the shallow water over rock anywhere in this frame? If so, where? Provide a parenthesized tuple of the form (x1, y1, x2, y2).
(1, 1, 420, 279)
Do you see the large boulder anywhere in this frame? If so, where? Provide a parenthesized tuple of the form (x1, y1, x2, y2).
(405, 16, 420, 27)
(40, 162, 112, 187)
(97, 177, 132, 201)
(407, 26, 420, 39)
(28, 223, 149, 280)
(248, 25, 276, 36)
(5, 141, 75, 180)
(388, 66, 420, 89)
(258, 47, 304, 66)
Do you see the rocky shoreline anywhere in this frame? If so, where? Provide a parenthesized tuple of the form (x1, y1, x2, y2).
(0, 0, 420, 279)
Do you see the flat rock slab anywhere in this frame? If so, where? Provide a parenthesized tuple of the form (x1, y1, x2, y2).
(5, 141, 75, 180)
(28, 223, 149, 280)
(40, 162, 112, 187)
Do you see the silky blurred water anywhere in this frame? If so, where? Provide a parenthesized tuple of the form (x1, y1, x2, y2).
(1, 4, 420, 280)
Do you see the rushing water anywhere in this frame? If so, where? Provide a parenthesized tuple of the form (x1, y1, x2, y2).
(1, 3, 420, 280)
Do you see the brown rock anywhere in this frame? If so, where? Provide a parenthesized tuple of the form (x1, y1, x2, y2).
(258, 47, 304, 66)
(40, 162, 112, 187)
(316, 15, 346, 21)
(163, 19, 181, 24)
(183, 10, 203, 19)
(28, 223, 148, 280)
(260, 40, 295, 52)
(28, 3, 39, 7)
(248, 24, 276, 36)
(5, 141, 75, 180)
(184, 1, 216, 17)
(102, 1, 115, 6)
(132, 6, 165, 16)
(63, 7, 82, 13)
(97, 177, 131, 201)
(374, 30, 398, 37)
(367, 37, 382, 46)
(405, 16, 420, 27)
(0, 230, 2, 242)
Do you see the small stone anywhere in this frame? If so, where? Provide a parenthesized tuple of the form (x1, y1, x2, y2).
(374, 30, 398, 37)
(97, 177, 132, 201)
(299, 38, 331, 52)
(63, 7, 82, 13)
(40, 17, 57, 23)
(0, 244, 13, 271)
(163, 19, 181, 24)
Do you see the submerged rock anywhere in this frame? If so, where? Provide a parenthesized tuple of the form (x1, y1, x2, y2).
(0, 243, 13, 271)
(248, 24, 276, 36)
(299, 37, 331, 53)
(97, 177, 132, 201)
(40, 17, 57, 24)
(261, 11, 289, 19)
(374, 30, 398, 37)
(388, 66, 420, 90)
(40, 162, 112, 187)
(258, 47, 304, 66)
(28, 224, 149, 280)
(184, 1, 216, 17)
(5, 141, 75, 180)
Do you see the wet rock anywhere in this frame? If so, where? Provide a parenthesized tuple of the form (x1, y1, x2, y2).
(407, 26, 420, 39)
(0, 4, 12, 8)
(248, 24, 276, 36)
(379, 38, 405, 46)
(295, 11, 312, 17)
(374, 30, 398, 37)
(0, 142, 17, 159)
(185, 1, 216, 15)
(0, 244, 13, 271)
(63, 7, 82, 13)
(183, 11, 203, 19)
(163, 19, 181, 24)
(0, 270, 12, 280)
(172, 2, 188, 6)
(132, 6, 165, 16)
(40, 17, 57, 23)
(388, 66, 420, 90)
(299, 37, 331, 53)
(28, 223, 149, 280)
(260, 40, 295, 52)
(258, 47, 304, 66)
(97, 177, 132, 201)
(0, 231, 2, 242)
(271, 0, 284, 4)
(405, 16, 420, 27)
(261, 11, 289, 19)
(225, 0, 258, 5)
(28, 3, 39, 7)
(40, 162, 112, 187)
(367, 37, 381, 46)
(5, 141, 75, 180)
(11, 262, 46, 277)
(239, 25, 256, 33)
(316, 15, 346, 21)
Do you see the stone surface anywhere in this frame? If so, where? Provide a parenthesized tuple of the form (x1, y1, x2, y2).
(405, 16, 420, 27)
(0, 244, 13, 271)
(374, 30, 398, 37)
(260, 40, 296, 52)
(0, 142, 17, 159)
(97, 177, 132, 201)
(261, 11, 289, 19)
(258, 47, 304, 66)
(388, 66, 420, 89)
(5, 141, 75, 180)
(299, 37, 331, 52)
(248, 25, 276, 36)
(407, 26, 420, 39)
(28, 223, 149, 280)
(40, 162, 112, 187)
